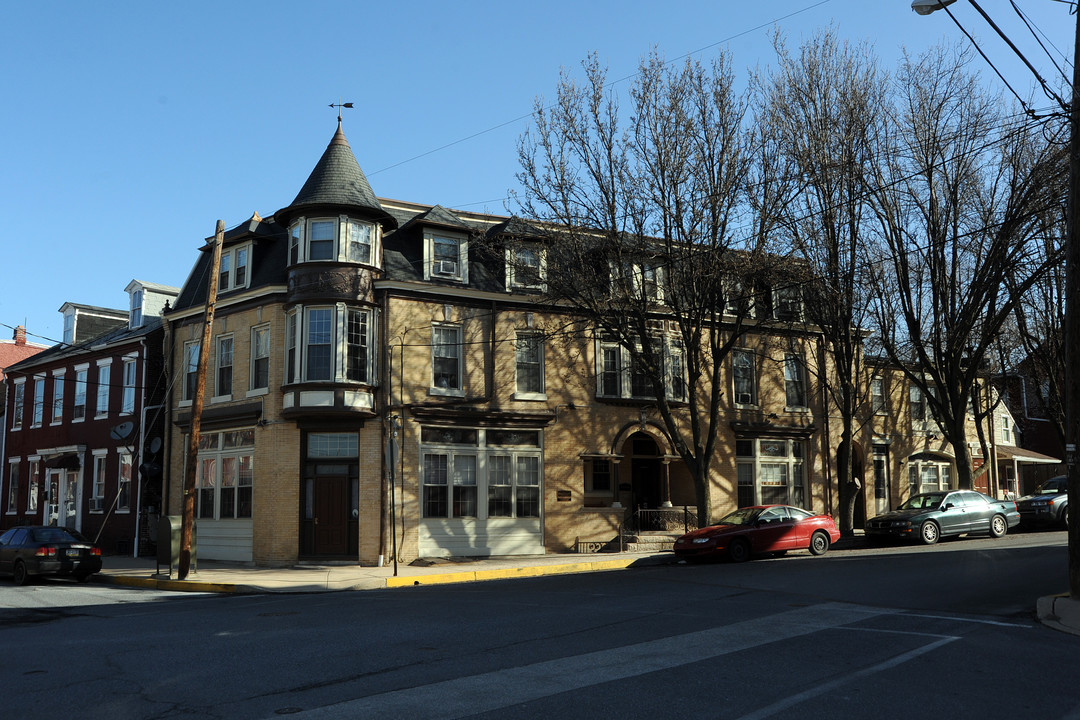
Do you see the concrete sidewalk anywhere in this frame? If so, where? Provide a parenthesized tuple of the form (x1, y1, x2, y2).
(93, 551, 678, 594)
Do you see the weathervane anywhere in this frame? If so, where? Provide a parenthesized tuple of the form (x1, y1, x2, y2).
(329, 101, 354, 122)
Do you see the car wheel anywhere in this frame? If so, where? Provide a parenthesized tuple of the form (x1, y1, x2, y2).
(729, 538, 751, 563)
(989, 514, 1007, 538)
(13, 561, 29, 586)
(809, 531, 831, 556)
(919, 521, 940, 545)
(1063, 506, 1070, 530)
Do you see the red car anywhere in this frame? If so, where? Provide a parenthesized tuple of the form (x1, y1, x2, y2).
(674, 505, 840, 562)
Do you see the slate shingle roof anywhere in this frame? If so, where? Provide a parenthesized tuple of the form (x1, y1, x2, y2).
(276, 121, 397, 229)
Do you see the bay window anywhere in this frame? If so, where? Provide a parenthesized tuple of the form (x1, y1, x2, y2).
(597, 334, 686, 401)
(736, 438, 806, 508)
(288, 216, 379, 266)
(284, 305, 377, 385)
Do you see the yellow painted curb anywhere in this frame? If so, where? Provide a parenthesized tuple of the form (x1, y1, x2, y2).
(104, 575, 240, 593)
(385, 558, 638, 588)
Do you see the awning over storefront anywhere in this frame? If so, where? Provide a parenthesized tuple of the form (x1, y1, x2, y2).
(995, 446, 1062, 465)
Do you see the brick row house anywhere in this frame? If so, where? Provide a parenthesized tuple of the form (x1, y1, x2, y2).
(1, 282, 177, 554)
(154, 122, 1051, 567)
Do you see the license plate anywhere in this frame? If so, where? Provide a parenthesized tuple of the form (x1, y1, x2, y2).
(66, 549, 80, 558)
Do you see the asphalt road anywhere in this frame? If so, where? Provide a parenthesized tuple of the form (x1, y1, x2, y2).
(0, 530, 1075, 720)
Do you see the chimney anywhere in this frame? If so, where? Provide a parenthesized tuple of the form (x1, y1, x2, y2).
(14, 325, 26, 345)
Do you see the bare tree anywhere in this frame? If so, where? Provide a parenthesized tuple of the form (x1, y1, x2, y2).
(757, 28, 889, 534)
(513, 51, 772, 526)
(866, 44, 1066, 490)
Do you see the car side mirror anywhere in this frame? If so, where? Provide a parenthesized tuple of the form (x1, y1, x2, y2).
(944, 503, 954, 510)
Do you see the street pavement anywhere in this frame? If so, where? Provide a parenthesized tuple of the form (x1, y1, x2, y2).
(89, 532, 1080, 637)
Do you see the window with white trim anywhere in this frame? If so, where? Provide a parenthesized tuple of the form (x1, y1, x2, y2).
(585, 458, 615, 503)
(420, 427, 542, 520)
(431, 324, 463, 395)
(218, 244, 251, 292)
(426, 232, 467, 282)
(732, 350, 757, 406)
(515, 333, 545, 398)
(871, 376, 886, 415)
(117, 453, 132, 512)
(32, 377, 44, 426)
(216, 336, 233, 398)
(288, 217, 378, 266)
(183, 342, 200, 402)
(11, 378, 25, 430)
(284, 305, 377, 385)
(597, 334, 685, 401)
(907, 453, 951, 494)
(26, 460, 38, 513)
(91, 453, 107, 513)
(723, 278, 755, 318)
(783, 354, 807, 409)
(96, 361, 111, 417)
(6, 461, 18, 513)
(73, 367, 88, 421)
(1001, 414, 1012, 444)
(909, 383, 939, 435)
(121, 358, 136, 414)
(130, 288, 144, 328)
(506, 245, 546, 290)
(736, 438, 806, 508)
(610, 260, 664, 304)
(195, 429, 255, 520)
(51, 371, 65, 424)
(773, 285, 803, 321)
(250, 325, 270, 391)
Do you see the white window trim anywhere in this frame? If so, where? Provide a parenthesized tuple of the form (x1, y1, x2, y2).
(72, 364, 89, 424)
(130, 288, 144, 328)
(247, 324, 271, 397)
(121, 354, 138, 416)
(772, 285, 804, 321)
(288, 216, 381, 267)
(871, 376, 887, 416)
(609, 260, 665, 304)
(736, 438, 807, 509)
(31, 375, 45, 427)
(50, 369, 66, 425)
(424, 231, 468, 283)
(116, 451, 132, 513)
(430, 323, 464, 397)
(505, 245, 547, 292)
(11, 377, 26, 431)
(723, 278, 756, 318)
(90, 450, 108, 513)
(180, 341, 200, 407)
(595, 334, 685, 401)
(95, 359, 113, 419)
(26, 457, 40, 513)
(6, 459, 19, 514)
(783, 353, 809, 412)
(732, 349, 758, 408)
(284, 304, 377, 386)
(218, 242, 253, 292)
(212, 334, 234, 403)
(513, 332, 547, 401)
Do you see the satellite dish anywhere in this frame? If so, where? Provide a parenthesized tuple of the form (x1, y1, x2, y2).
(149, 437, 162, 454)
(110, 421, 135, 441)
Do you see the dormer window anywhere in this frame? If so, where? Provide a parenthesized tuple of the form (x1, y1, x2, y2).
(507, 245, 546, 291)
(425, 232, 467, 283)
(288, 217, 379, 267)
(63, 311, 75, 344)
(130, 289, 144, 328)
(218, 245, 250, 292)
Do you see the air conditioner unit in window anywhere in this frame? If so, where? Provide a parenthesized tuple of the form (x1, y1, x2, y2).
(736, 392, 754, 405)
(434, 260, 458, 276)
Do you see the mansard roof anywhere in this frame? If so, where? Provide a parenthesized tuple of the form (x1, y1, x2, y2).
(275, 121, 397, 229)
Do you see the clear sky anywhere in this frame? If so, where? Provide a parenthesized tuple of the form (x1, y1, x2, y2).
(2, 0, 1073, 346)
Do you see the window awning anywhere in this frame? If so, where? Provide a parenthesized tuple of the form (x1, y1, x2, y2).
(995, 446, 1062, 465)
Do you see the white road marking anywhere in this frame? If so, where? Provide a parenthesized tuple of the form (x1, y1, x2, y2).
(277, 602, 891, 719)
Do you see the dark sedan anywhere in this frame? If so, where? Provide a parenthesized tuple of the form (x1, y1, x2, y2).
(1016, 475, 1069, 529)
(674, 505, 841, 562)
(866, 490, 1019, 545)
(0, 526, 102, 585)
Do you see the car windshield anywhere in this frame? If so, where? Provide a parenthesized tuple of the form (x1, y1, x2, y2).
(898, 494, 946, 511)
(717, 508, 763, 526)
(1034, 478, 1066, 495)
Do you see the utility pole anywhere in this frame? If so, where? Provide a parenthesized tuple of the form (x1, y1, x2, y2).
(1065, 9, 1080, 600)
(179, 220, 224, 580)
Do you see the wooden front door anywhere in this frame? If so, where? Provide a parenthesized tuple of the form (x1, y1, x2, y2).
(312, 475, 348, 556)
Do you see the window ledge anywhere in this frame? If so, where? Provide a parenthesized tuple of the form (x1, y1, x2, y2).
(210, 395, 233, 404)
(178, 400, 193, 408)
(513, 392, 548, 402)
(246, 388, 270, 398)
(784, 407, 811, 414)
(429, 388, 465, 398)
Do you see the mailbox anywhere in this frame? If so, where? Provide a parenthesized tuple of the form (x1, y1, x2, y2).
(157, 515, 196, 578)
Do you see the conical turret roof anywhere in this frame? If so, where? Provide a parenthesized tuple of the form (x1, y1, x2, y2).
(276, 121, 397, 228)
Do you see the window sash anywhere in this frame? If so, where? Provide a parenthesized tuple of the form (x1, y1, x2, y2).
(733, 351, 756, 405)
(217, 337, 233, 396)
(122, 359, 136, 414)
(348, 221, 372, 264)
(33, 379, 44, 425)
(784, 355, 806, 408)
(96, 366, 111, 415)
(432, 326, 461, 390)
(51, 375, 64, 423)
(305, 308, 334, 381)
(515, 335, 544, 395)
(73, 370, 87, 420)
(12, 383, 24, 428)
(251, 326, 270, 390)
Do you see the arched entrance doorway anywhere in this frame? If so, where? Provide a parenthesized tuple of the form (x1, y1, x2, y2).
(629, 432, 663, 510)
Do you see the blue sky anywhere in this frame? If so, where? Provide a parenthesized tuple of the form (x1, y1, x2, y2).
(2, 0, 1073, 346)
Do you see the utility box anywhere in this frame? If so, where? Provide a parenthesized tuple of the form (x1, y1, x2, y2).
(157, 516, 196, 578)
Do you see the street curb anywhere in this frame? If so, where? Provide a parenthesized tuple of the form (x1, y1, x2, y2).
(1036, 594, 1080, 637)
(98, 574, 247, 594)
(386, 554, 675, 588)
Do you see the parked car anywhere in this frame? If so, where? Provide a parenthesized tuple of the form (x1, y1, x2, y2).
(865, 490, 1019, 545)
(1016, 475, 1069, 529)
(0, 526, 102, 585)
(674, 505, 841, 562)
